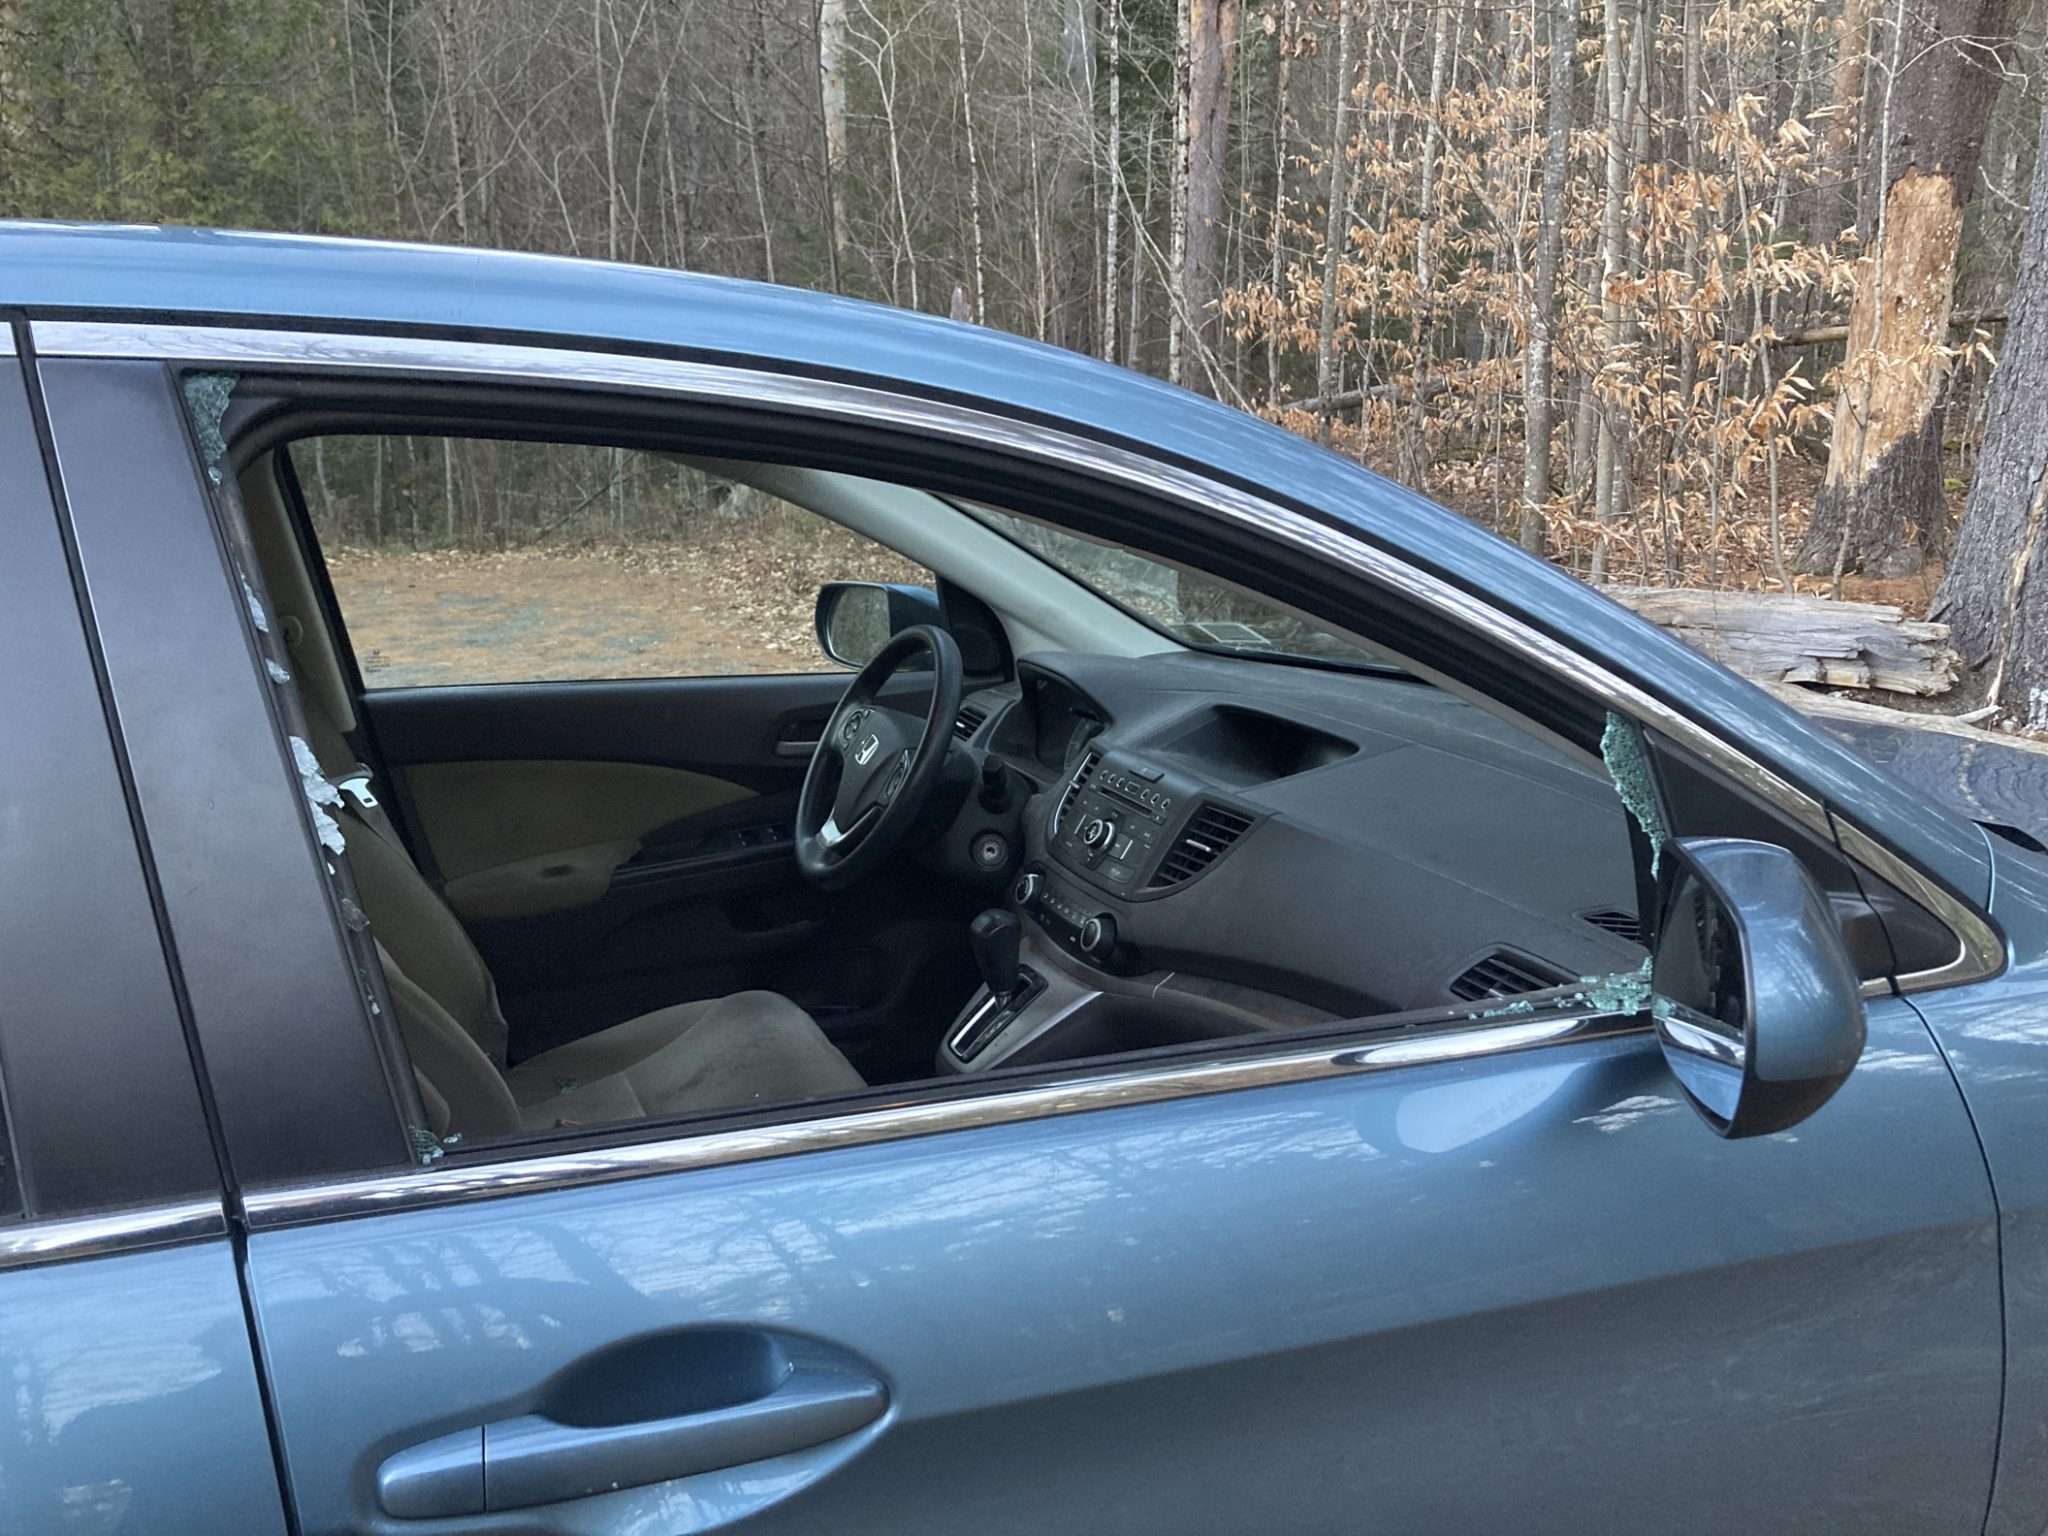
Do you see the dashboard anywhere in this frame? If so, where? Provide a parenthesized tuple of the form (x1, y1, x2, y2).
(958, 651, 1646, 1021)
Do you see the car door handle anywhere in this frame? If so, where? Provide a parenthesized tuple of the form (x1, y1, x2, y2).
(378, 1363, 886, 1517)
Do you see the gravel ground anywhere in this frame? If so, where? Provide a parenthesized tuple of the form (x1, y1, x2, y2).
(327, 531, 926, 687)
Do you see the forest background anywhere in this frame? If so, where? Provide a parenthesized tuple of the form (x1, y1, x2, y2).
(12, 1, 2048, 716)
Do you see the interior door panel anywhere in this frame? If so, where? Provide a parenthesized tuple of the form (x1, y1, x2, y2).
(363, 675, 860, 790)
(405, 757, 759, 921)
(407, 757, 756, 874)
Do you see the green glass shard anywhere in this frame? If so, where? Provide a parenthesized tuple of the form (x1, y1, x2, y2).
(181, 372, 237, 485)
(1601, 713, 1670, 876)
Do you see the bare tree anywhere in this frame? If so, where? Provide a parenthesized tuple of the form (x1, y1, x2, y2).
(1181, 0, 1241, 394)
(1522, 0, 1575, 556)
(850, 0, 921, 310)
(1169, 0, 1191, 385)
(1315, 0, 1354, 445)
(1103, 0, 1123, 363)
(1825, 0, 1874, 237)
(1934, 93, 2048, 722)
(1265, 0, 1294, 408)
(1794, 0, 2013, 576)
(951, 0, 988, 323)
(1592, 0, 1644, 579)
(818, 0, 852, 293)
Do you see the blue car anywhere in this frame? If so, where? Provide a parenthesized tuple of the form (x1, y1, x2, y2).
(3, 223, 2045, 1535)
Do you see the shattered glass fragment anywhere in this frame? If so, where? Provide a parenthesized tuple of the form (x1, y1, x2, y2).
(410, 1127, 446, 1164)
(181, 372, 236, 485)
(1600, 713, 1670, 875)
(265, 657, 291, 683)
(338, 896, 370, 933)
(290, 734, 346, 854)
(241, 574, 271, 634)
(1576, 957, 1655, 1015)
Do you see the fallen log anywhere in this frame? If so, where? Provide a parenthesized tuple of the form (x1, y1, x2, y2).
(1607, 587, 1959, 697)
(1276, 378, 1454, 415)
(1763, 308, 2005, 349)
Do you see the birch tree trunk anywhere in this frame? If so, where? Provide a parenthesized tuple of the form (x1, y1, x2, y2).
(1794, 0, 2012, 577)
(1020, 1, 1051, 339)
(1052, 0, 1099, 352)
(817, 0, 851, 294)
(1315, 0, 1353, 445)
(950, 0, 987, 324)
(1933, 95, 2048, 723)
(1131, 115, 1156, 368)
(1522, 0, 1575, 555)
(1103, 0, 1123, 362)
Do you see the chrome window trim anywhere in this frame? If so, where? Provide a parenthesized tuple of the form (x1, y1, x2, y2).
(31, 322, 1998, 995)
(243, 1012, 1629, 1227)
(0, 1197, 226, 1272)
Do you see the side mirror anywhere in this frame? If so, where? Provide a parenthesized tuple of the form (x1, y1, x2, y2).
(815, 581, 944, 669)
(1651, 837, 1866, 1139)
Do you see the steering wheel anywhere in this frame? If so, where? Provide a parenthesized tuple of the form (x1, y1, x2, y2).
(795, 625, 963, 889)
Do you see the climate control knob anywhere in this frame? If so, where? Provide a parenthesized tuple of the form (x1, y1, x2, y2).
(1012, 871, 1043, 909)
(1079, 913, 1118, 959)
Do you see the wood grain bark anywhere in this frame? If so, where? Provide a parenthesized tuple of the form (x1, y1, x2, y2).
(1794, 0, 2011, 577)
(1935, 97, 2048, 724)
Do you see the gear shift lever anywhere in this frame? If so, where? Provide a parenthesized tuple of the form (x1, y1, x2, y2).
(970, 909, 1022, 1001)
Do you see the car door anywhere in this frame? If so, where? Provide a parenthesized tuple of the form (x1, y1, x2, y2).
(268, 440, 978, 1065)
(39, 328, 2004, 1536)
(0, 335, 287, 1535)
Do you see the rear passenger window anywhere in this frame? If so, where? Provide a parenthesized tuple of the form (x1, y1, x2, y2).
(290, 438, 933, 687)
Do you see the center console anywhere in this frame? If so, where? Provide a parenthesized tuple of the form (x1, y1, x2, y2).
(1045, 750, 1193, 897)
(935, 713, 1318, 1075)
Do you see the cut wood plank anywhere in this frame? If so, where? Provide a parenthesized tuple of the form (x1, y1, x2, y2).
(1608, 587, 1959, 697)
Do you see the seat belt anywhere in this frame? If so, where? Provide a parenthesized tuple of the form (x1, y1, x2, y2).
(329, 761, 403, 846)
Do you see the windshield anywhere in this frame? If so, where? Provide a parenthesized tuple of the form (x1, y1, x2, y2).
(960, 502, 1386, 668)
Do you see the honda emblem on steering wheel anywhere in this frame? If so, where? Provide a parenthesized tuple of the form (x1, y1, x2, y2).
(855, 735, 880, 767)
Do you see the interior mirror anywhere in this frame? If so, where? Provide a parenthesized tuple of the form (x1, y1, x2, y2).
(1651, 837, 1866, 1139)
(815, 581, 944, 668)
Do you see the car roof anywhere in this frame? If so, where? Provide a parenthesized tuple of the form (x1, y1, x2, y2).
(0, 221, 1991, 899)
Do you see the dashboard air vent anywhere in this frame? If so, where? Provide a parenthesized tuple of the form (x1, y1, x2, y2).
(1147, 804, 1255, 889)
(1580, 908, 1641, 944)
(1053, 750, 1101, 836)
(1449, 950, 1572, 1003)
(954, 702, 989, 741)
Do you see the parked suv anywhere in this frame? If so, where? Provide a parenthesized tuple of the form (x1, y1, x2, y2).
(5, 224, 2045, 1536)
